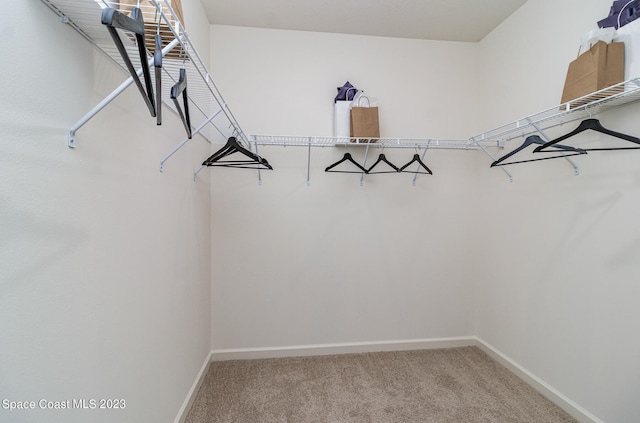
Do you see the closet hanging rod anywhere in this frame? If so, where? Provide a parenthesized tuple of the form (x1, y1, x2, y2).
(469, 136, 513, 182)
(250, 135, 500, 150)
(527, 118, 580, 176)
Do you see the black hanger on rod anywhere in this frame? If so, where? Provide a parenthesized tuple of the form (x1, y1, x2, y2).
(534, 118, 640, 152)
(203, 137, 273, 170)
(491, 135, 587, 167)
(101, 7, 156, 118)
(170, 62, 192, 139)
(154, 31, 163, 126)
(366, 153, 400, 174)
(399, 153, 433, 175)
(325, 152, 368, 173)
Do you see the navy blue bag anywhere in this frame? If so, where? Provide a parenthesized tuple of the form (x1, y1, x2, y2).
(334, 81, 358, 103)
(598, 0, 640, 29)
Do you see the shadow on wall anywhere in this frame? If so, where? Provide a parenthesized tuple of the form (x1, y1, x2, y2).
(538, 190, 622, 281)
(0, 199, 86, 292)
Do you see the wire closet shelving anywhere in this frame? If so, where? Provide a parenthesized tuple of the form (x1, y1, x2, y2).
(250, 79, 640, 159)
(39, 0, 247, 172)
(470, 77, 640, 181)
(250, 135, 494, 150)
(39, 1, 640, 182)
(472, 78, 640, 143)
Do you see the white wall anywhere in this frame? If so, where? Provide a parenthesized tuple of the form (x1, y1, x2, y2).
(209, 27, 485, 350)
(0, 1, 212, 422)
(476, 1, 640, 422)
(209, 2, 640, 422)
(209, 25, 483, 138)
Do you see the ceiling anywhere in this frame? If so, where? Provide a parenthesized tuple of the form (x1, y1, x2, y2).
(200, 0, 528, 42)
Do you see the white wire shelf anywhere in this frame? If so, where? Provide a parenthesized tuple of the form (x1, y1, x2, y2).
(470, 76, 640, 144)
(468, 76, 640, 182)
(40, 0, 248, 167)
(40, 1, 640, 181)
(250, 135, 502, 150)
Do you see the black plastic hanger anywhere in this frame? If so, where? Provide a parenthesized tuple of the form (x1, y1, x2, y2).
(154, 33, 162, 126)
(101, 7, 156, 118)
(491, 135, 586, 167)
(534, 118, 640, 152)
(203, 137, 273, 170)
(171, 68, 192, 139)
(366, 153, 400, 174)
(399, 154, 433, 175)
(325, 153, 367, 173)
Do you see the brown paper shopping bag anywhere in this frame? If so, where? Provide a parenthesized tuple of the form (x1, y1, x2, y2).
(561, 40, 625, 107)
(350, 96, 379, 141)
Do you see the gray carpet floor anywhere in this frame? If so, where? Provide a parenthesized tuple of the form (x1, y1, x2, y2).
(185, 346, 577, 422)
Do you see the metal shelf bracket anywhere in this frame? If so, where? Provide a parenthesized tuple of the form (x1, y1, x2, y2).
(68, 37, 181, 148)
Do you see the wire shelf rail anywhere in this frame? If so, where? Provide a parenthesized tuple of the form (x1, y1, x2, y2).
(251, 135, 501, 150)
(470, 77, 640, 144)
(468, 76, 640, 181)
(39, 1, 640, 181)
(40, 0, 248, 170)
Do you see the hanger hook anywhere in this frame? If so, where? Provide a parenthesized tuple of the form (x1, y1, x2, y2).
(177, 43, 185, 64)
(179, 42, 188, 65)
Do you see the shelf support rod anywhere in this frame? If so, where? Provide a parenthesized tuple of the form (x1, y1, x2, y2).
(254, 141, 263, 186)
(68, 37, 181, 148)
(412, 143, 430, 186)
(471, 137, 513, 182)
(360, 139, 372, 186)
(306, 137, 312, 186)
(193, 165, 205, 181)
(527, 118, 579, 176)
(159, 108, 222, 172)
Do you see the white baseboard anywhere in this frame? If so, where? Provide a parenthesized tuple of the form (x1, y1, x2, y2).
(210, 336, 477, 361)
(173, 351, 213, 423)
(475, 338, 604, 423)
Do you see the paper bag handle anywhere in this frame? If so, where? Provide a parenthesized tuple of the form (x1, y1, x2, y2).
(355, 95, 371, 107)
(575, 40, 605, 58)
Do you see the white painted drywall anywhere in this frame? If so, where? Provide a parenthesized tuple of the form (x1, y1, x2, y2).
(208, 27, 484, 349)
(209, 25, 484, 139)
(0, 1, 212, 422)
(476, 1, 640, 422)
